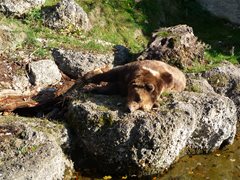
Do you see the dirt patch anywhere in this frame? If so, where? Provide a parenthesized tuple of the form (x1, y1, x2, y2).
(0, 54, 25, 89)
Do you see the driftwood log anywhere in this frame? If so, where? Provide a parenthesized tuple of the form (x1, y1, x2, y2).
(0, 79, 75, 112)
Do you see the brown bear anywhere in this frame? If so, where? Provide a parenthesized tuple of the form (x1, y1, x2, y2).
(82, 60, 186, 112)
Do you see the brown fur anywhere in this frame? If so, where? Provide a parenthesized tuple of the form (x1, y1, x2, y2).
(82, 60, 186, 112)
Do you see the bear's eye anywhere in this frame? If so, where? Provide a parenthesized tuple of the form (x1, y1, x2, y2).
(146, 83, 155, 92)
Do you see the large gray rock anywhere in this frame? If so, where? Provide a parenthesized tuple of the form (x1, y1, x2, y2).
(52, 48, 114, 78)
(67, 89, 237, 176)
(42, 0, 92, 31)
(0, 116, 72, 180)
(137, 25, 206, 69)
(202, 62, 240, 120)
(29, 59, 62, 88)
(0, 0, 45, 16)
(196, 0, 240, 25)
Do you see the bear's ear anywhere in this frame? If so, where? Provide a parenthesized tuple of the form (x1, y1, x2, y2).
(161, 72, 173, 84)
(146, 83, 155, 93)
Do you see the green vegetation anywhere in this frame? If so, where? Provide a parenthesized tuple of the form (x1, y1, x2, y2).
(208, 74, 229, 87)
(0, 0, 239, 67)
(98, 112, 113, 127)
(186, 84, 202, 93)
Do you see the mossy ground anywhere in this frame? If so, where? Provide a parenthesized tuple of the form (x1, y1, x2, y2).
(0, 0, 240, 69)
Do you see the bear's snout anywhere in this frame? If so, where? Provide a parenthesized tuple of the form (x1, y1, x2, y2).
(127, 101, 140, 112)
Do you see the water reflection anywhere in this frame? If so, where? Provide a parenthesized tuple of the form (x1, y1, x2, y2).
(160, 128, 240, 179)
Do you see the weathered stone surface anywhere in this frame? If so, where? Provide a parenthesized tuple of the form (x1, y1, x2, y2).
(196, 0, 240, 25)
(185, 74, 215, 94)
(0, 116, 72, 180)
(42, 0, 92, 31)
(0, 0, 45, 16)
(202, 62, 240, 120)
(66, 89, 237, 176)
(0, 24, 26, 53)
(29, 59, 62, 88)
(137, 25, 206, 68)
(52, 48, 114, 78)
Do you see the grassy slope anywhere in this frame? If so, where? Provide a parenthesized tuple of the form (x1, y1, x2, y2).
(0, 0, 239, 70)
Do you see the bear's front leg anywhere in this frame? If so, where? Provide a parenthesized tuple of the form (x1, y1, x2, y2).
(83, 65, 112, 83)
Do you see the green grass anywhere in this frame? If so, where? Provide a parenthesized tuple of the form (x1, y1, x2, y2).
(128, 0, 240, 66)
(1, 0, 240, 67)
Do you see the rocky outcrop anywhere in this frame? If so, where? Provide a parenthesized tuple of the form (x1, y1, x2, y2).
(29, 59, 62, 88)
(137, 25, 206, 68)
(52, 48, 114, 78)
(42, 0, 92, 31)
(0, 0, 45, 16)
(0, 115, 72, 179)
(202, 62, 240, 120)
(66, 88, 237, 176)
(196, 0, 240, 25)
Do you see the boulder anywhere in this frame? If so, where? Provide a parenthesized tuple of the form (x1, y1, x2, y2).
(137, 25, 206, 69)
(29, 59, 62, 88)
(196, 0, 240, 25)
(52, 48, 114, 78)
(0, 0, 45, 16)
(202, 62, 240, 120)
(66, 89, 237, 176)
(42, 0, 92, 31)
(0, 115, 72, 179)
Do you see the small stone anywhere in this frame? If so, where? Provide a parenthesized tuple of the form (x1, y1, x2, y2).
(29, 59, 62, 88)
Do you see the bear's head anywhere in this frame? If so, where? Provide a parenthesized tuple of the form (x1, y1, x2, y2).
(127, 69, 173, 112)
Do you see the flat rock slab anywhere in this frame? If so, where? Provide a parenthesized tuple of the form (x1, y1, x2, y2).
(0, 116, 72, 180)
(67, 89, 237, 176)
(52, 48, 114, 78)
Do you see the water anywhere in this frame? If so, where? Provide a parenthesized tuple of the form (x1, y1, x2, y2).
(160, 127, 240, 179)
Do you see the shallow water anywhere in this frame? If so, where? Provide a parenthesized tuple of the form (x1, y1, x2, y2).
(160, 128, 240, 180)
(68, 127, 240, 180)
